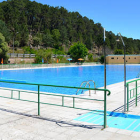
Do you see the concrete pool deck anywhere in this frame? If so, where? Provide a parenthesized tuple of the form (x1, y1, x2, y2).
(0, 80, 140, 139)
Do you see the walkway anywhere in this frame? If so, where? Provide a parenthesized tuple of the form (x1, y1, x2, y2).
(0, 80, 140, 140)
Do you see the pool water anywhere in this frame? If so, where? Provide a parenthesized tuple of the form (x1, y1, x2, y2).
(74, 111, 140, 132)
(0, 65, 140, 94)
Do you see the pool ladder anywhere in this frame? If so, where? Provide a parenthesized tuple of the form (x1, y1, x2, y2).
(76, 80, 96, 96)
(136, 72, 140, 78)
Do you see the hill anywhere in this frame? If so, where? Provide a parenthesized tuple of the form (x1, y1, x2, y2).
(0, 0, 140, 56)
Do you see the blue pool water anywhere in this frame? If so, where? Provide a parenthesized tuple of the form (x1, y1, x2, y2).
(74, 111, 140, 132)
(0, 65, 140, 94)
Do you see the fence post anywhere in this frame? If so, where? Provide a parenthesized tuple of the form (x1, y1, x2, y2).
(136, 80, 137, 106)
(11, 90, 13, 98)
(18, 91, 20, 100)
(62, 96, 64, 106)
(73, 97, 75, 108)
(127, 84, 129, 111)
(104, 91, 107, 128)
(38, 85, 40, 115)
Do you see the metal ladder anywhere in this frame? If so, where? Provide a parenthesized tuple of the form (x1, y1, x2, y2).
(76, 80, 96, 96)
(136, 72, 140, 78)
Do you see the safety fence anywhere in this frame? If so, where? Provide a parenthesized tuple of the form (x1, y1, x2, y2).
(8, 53, 71, 58)
(8, 53, 36, 58)
(126, 79, 140, 111)
(0, 62, 99, 69)
(0, 80, 110, 128)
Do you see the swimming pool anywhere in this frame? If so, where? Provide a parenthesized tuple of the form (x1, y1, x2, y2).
(0, 65, 140, 94)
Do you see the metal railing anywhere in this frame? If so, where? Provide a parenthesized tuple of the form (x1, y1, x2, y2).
(0, 80, 111, 128)
(0, 62, 99, 69)
(8, 53, 71, 58)
(8, 53, 36, 58)
(76, 80, 96, 95)
(126, 79, 140, 111)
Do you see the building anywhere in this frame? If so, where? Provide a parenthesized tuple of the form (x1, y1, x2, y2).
(106, 55, 140, 64)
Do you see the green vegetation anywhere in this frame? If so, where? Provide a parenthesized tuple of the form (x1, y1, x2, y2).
(69, 42, 88, 61)
(88, 53, 94, 62)
(35, 49, 52, 63)
(114, 49, 123, 54)
(0, 0, 140, 63)
(0, 33, 9, 63)
(99, 55, 104, 64)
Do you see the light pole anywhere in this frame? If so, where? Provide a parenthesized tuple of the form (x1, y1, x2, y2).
(104, 28, 106, 90)
(117, 32, 126, 112)
(13, 32, 18, 54)
(103, 28, 107, 128)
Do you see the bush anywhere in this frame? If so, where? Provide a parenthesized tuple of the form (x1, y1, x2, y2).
(23, 46, 36, 54)
(35, 49, 52, 64)
(93, 58, 99, 62)
(69, 42, 88, 62)
(14, 41, 20, 47)
(53, 49, 65, 55)
(114, 49, 123, 54)
(99, 55, 104, 64)
(88, 53, 93, 62)
(56, 56, 68, 63)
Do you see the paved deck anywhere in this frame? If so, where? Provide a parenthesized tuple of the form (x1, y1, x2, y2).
(0, 80, 140, 140)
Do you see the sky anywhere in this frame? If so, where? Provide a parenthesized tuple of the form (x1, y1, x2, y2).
(1, 0, 140, 39)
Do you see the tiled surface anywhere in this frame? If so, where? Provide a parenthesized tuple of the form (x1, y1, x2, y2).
(74, 111, 140, 132)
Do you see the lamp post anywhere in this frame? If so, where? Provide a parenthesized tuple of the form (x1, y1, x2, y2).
(103, 28, 107, 128)
(117, 32, 126, 112)
(104, 28, 106, 90)
(13, 32, 18, 54)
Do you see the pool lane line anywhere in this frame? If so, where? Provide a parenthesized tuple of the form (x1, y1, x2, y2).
(89, 115, 104, 124)
(125, 120, 137, 130)
(97, 115, 118, 125)
(77, 113, 99, 122)
(82, 113, 102, 122)
(74, 112, 95, 121)
(132, 123, 140, 131)
(74, 111, 99, 121)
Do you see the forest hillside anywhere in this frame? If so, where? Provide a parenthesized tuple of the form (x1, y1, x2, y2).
(0, 0, 140, 57)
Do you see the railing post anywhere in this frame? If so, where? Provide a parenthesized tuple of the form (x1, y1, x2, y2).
(136, 81, 137, 106)
(127, 84, 129, 111)
(38, 85, 40, 116)
(62, 96, 64, 106)
(89, 84, 91, 96)
(11, 90, 13, 98)
(18, 91, 20, 100)
(73, 97, 75, 108)
(104, 91, 107, 128)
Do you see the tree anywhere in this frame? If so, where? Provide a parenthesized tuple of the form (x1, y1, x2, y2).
(0, 0, 140, 54)
(95, 34, 103, 55)
(52, 29, 60, 45)
(99, 55, 104, 64)
(69, 42, 88, 61)
(114, 49, 123, 54)
(59, 26, 68, 47)
(43, 32, 54, 48)
(0, 20, 11, 42)
(35, 49, 52, 63)
(33, 36, 41, 49)
(0, 33, 9, 63)
(88, 53, 93, 62)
